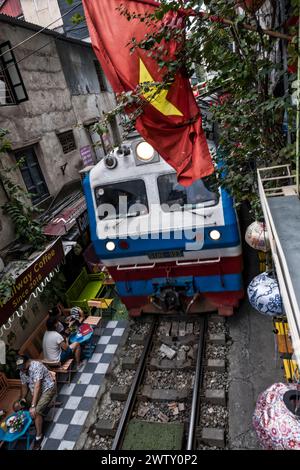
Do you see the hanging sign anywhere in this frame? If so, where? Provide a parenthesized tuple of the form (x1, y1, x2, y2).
(0, 239, 64, 326)
(80, 145, 94, 167)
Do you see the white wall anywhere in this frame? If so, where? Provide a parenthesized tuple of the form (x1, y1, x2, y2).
(20, 0, 63, 29)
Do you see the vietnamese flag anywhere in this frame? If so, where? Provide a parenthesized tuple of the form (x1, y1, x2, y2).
(82, 0, 214, 186)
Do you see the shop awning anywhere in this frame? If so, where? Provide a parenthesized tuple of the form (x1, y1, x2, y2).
(43, 196, 86, 236)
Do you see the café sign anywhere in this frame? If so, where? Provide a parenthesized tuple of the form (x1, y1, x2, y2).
(0, 239, 64, 326)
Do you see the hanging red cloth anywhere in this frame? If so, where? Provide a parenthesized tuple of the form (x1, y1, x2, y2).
(82, 0, 214, 186)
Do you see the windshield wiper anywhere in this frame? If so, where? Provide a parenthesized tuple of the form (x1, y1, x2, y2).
(113, 211, 142, 228)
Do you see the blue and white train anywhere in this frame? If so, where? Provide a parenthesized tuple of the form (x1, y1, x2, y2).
(83, 133, 243, 316)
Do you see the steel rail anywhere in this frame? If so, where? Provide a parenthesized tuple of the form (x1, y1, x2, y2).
(186, 315, 207, 450)
(111, 318, 157, 450)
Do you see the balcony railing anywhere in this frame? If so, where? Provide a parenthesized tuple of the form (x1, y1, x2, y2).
(257, 164, 300, 371)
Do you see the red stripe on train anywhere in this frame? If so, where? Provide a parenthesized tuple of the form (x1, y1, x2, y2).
(108, 255, 243, 282)
(121, 290, 244, 310)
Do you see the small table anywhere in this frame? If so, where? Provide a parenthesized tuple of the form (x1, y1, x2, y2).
(0, 411, 33, 450)
(84, 316, 102, 328)
(69, 327, 94, 359)
(87, 298, 114, 319)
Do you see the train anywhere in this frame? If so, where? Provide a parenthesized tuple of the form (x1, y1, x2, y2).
(83, 132, 243, 317)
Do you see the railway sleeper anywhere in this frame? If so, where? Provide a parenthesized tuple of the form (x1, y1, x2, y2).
(203, 389, 226, 406)
(155, 334, 198, 346)
(110, 385, 129, 401)
(197, 426, 226, 448)
(149, 358, 195, 370)
(139, 385, 190, 402)
(206, 359, 226, 372)
(131, 334, 147, 345)
(94, 419, 117, 437)
(208, 333, 226, 345)
(122, 357, 138, 370)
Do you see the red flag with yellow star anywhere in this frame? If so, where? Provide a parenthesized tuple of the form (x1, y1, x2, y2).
(82, 0, 214, 185)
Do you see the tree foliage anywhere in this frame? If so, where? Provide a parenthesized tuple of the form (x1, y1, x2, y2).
(0, 129, 46, 249)
(120, 0, 300, 215)
(67, 0, 299, 215)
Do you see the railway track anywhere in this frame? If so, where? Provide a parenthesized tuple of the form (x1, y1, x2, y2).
(84, 314, 229, 451)
(112, 316, 208, 451)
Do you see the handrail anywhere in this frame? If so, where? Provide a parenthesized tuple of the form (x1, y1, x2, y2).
(117, 263, 155, 271)
(176, 257, 220, 266)
(257, 168, 300, 367)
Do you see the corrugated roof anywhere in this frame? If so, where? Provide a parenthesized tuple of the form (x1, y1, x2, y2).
(0, 11, 92, 48)
(0, 0, 22, 18)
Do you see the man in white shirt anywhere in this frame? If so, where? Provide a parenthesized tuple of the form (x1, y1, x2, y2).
(42, 317, 81, 366)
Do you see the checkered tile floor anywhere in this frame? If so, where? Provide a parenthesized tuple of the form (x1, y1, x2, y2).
(42, 320, 128, 450)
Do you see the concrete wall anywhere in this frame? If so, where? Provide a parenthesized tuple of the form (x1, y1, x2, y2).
(20, 0, 63, 29)
(0, 20, 119, 251)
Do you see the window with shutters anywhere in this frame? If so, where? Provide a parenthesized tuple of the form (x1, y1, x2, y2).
(15, 147, 49, 205)
(57, 130, 76, 154)
(0, 41, 28, 106)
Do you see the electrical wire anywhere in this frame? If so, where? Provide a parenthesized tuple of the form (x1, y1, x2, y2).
(1, 21, 88, 75)
(0, 1, 83, 59)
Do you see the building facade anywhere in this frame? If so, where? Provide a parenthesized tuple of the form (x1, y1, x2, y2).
(0, 13, 120, 250)
(0, 14, 121, 348)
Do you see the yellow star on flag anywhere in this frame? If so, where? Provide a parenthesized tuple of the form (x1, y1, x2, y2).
(139, 58, 183, 117)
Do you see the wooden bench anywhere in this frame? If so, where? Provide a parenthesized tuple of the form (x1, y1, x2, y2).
(0, 373, 21, 418)
(19, 317, 75, 384)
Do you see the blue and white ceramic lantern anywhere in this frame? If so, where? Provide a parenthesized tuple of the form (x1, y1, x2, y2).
(247, 272, 283, 316)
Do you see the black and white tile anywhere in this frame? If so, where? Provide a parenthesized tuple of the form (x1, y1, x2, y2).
(42, 320, 127, 450)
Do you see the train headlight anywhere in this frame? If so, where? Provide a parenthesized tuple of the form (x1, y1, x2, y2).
(209, 230, 221, 240)
(136, 142, 155, 161)
(106, 241, 116, 251)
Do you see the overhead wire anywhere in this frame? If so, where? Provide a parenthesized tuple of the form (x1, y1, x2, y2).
(0, 1, 83, 59)
(0, 21, 88, 75)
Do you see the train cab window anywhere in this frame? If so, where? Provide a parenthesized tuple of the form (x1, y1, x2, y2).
(158, 173, 218, 212)
(95, 179, 149, 220)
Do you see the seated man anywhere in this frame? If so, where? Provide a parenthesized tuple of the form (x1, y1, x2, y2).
(42, 317, 81, 367)
(48, 306, 65, 334)
(16, 355, 56, 450)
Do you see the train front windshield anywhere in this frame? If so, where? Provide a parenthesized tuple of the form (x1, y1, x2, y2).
(95, 179, 149, 220)
(158, 173, 218, 211)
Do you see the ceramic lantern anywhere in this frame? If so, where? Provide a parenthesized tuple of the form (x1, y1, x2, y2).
(245, 221, 270, 252)
(237, 1, 266, 13)
(247, 272, 282, 316)
(253, 383, 300, 450)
